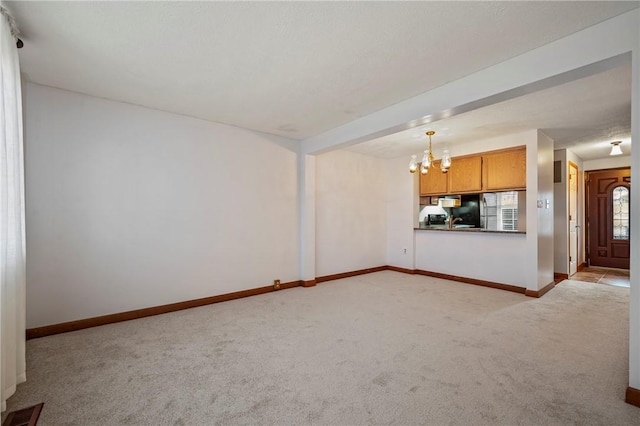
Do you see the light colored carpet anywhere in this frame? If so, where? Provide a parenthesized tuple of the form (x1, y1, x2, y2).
(4, 271, 640, 425)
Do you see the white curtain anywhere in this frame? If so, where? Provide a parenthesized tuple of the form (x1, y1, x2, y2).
(0, 5, 26, 413)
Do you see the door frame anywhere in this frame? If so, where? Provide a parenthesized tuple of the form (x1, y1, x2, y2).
(568, 161, 579, 275)
(585, 167, 631, 268)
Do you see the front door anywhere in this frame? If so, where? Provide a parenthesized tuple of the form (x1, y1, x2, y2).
(587, 168, 630, 269)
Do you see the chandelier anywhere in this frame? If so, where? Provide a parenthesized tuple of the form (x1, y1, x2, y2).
(408, 131, 451, 174)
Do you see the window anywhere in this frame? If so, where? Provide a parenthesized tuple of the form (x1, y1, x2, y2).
(501, 208, 518, 231)
(612, 186, 629, 240)
(482, 191, 521, 231)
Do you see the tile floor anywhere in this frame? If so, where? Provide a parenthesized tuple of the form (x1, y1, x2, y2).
(570, 266, 630, 288)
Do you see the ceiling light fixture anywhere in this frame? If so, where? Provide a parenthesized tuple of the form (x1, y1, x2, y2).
(409, 131, 451, 174)
(609, 141, 623, 156)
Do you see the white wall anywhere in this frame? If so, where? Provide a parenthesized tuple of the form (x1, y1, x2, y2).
(415, 231, 528, 287)
(553, 149, 568, 274)
(315, 150, 387, 276)
(534, 131, 555, 290)
(446, 131, 531, 157)
(386, 157, 417, 270)
(299, 154, 316, 282)
(25, 83, 300, 328)
(583, 155, 631, 171)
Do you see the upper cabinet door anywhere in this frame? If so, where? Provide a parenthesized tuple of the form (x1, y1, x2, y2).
(419, 160, 448, 195)
(448, 155, 482, 193)
(483, 147, 526, 191)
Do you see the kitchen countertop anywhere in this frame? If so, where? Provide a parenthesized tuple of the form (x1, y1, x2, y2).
(414, 225, 525, 234)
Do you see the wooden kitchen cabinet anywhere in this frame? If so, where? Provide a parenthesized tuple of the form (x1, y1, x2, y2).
(482, 147, 526, 191)
(419, 146, 526, 196)
(448, 155, 483, 193)
(419, 160, 448, 195)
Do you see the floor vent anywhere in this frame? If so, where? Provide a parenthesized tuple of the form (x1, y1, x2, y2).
(2, 403, 43, 426)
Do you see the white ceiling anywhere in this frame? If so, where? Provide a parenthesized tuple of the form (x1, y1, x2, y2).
(6, 1, 638, 159)
(347, 63, 632, 161)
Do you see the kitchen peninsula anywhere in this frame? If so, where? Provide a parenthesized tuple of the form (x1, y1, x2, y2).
(390, 130, 554, 299)
(412, 145, 529, 289)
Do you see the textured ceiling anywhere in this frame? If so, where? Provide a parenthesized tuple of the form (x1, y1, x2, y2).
(7, 1, 639, 142)
(347, 63, 632, 161)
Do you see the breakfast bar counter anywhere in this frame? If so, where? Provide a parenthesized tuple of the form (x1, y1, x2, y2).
(414, 226, 528, 288)
(414, 226, 525, 234)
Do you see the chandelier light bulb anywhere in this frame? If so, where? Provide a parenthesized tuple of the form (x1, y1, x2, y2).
(421, 150, 430, 168)
(441, 149, 451, 172)
(409, 155, 418, 173)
